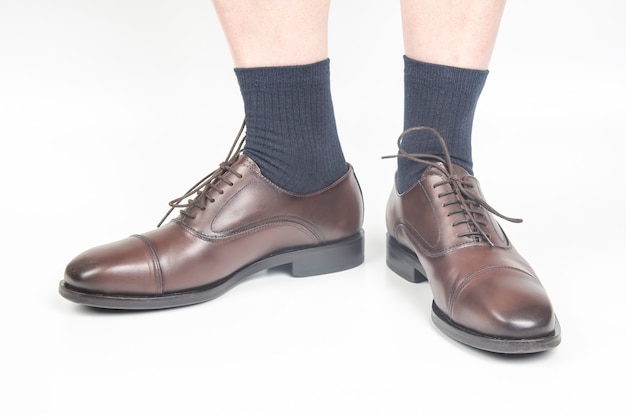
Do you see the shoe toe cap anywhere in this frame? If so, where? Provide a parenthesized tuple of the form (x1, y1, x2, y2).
(64, 237, 159, 295)
(452, 268, 557, 339)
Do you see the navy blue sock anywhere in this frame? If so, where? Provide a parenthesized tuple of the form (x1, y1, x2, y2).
(398, 56, 488, 193)
(234, 59, 347, 194)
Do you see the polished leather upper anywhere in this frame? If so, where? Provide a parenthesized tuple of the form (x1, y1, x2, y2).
(64, 155, 364, 295)
(386, 164, 556, 339)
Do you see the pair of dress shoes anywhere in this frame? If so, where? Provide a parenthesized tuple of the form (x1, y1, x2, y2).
(59, 126, 561, 354)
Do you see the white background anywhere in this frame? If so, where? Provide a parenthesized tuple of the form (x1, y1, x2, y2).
(1, 1, 624, 416)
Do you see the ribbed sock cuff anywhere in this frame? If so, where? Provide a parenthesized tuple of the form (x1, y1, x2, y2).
(235, 59, 331, 92)
(403, 56, 488, 95)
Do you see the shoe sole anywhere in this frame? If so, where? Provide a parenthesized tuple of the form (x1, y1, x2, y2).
(386, 234, 561, 354)
(59, 230, 364, 310)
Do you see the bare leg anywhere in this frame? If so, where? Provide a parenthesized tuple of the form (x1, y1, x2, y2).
(212, 0, 330, 67)
(401, 0, 506, 70)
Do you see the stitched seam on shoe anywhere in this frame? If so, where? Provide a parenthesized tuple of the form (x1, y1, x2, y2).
(399, 222, 482, 258)
(191, 172, 326, 242)
(448, 265, 537, 316)
(131, 234, 164, 295)
(209, 180, 325, 241)
(396, 175, 478, 255)
(415, 181, 442, 249)
(174, 218, 319, 244)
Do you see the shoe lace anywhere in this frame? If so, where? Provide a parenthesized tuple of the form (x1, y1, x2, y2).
(382, 126, 522, 247)
(157, 121, 247, 227)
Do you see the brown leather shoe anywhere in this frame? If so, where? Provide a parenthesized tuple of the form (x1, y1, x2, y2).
(60, 125, 364, 309)
(385, 127, 560, 354)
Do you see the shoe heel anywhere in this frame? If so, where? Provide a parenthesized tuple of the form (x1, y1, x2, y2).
(290, 230, 364, 277)
(386, 235, 428, 283)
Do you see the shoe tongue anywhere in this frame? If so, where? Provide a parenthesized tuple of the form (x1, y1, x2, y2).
(424, 162, 471, 179)
(451, 164, 471, 178)
(237, 154, 262, 174)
